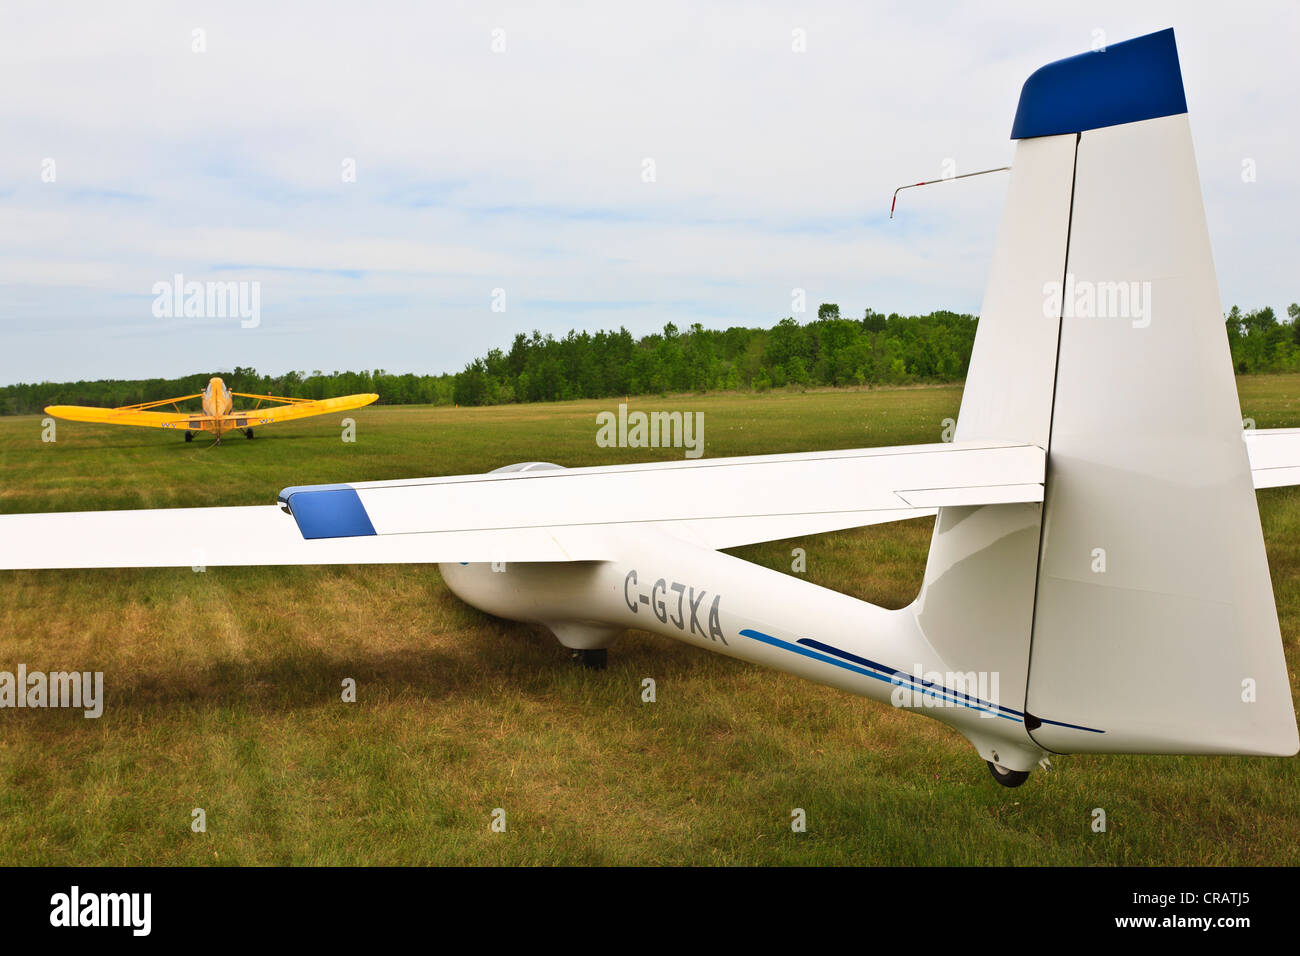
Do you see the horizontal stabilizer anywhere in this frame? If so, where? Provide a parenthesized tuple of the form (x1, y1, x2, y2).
(278, 440, 1045, 541)
(1245, 428, 1300, 489)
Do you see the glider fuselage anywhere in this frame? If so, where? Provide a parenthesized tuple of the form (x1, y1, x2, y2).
(440, 529, 1050, 771)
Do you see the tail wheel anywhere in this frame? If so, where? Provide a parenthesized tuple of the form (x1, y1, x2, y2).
(245, 428, 254, 439)
(184, 431, 194, 443)
(987, 761, 1030, 788)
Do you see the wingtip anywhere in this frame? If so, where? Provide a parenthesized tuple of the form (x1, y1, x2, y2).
(337, 393, 379, 406)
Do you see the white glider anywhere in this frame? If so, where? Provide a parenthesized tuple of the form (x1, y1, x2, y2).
(2, 28, 1296, 785)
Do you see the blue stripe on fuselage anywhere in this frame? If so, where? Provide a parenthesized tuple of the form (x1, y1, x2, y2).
(738, 627, 1104, 733)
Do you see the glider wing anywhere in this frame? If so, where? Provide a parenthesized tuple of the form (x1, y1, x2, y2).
(0, 506, 607, 569)
(0, 440, 1043, 568)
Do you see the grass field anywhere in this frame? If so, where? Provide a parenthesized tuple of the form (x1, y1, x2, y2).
(1, 379, 1299, 865)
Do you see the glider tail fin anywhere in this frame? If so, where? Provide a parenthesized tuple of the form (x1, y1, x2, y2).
(914, 28, 1298, 759)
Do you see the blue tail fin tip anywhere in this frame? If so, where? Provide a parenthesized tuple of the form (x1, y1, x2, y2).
(1010, 28, 1187, 140)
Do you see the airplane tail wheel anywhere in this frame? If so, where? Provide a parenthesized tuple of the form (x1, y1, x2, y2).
(987, 761, 1030, 788)
(571, 648, 607, 670)
(184, 431, 194, 442)
(245, 428, 254, 439)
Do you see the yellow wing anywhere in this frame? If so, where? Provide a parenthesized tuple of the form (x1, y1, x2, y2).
(220, 392, 380, 428)
(45, 393, 379, 433)
(45, 394, 202, 430)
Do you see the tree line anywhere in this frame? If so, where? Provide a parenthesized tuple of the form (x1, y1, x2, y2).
(2, 302, 1296, 415)
(1225, 305, 1300, 374)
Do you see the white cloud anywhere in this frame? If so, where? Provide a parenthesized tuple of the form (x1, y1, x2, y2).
(0, 0, 1296, 383)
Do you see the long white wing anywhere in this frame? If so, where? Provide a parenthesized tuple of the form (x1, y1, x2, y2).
(0, 506, 615, 569)
(0, 440, 1043, 569)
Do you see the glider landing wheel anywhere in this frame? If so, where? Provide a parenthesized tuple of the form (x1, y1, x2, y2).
(244, 428, 254, 439)
(987, 761, 1030, 788)
(184, 431, 194, 442)
(571, 648, 607, 671)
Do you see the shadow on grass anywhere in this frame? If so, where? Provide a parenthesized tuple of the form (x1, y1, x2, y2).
(50, 431, 338, 451)
(0, 623, 721, 727)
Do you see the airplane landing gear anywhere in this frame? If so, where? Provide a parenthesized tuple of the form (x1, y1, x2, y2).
(245, 428, 254, 439)
(571, 648, 607, 671)
(987, 761, 1030, 788)
(184, 431, 194, 442)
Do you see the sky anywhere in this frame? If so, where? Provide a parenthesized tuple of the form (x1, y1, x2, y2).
(1, 0, 1296, 385)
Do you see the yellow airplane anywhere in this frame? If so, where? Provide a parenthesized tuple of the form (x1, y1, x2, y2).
(45, 376, 379, 443)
